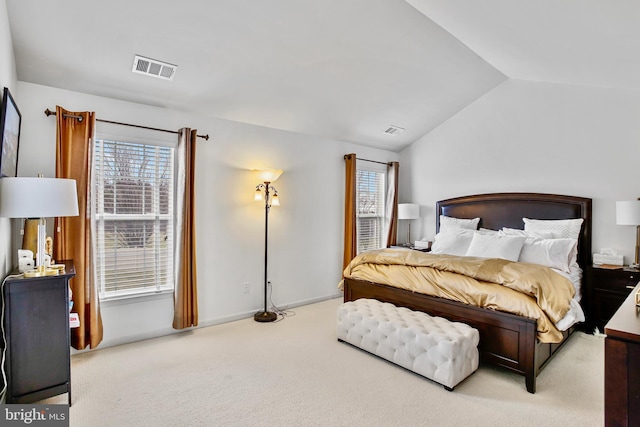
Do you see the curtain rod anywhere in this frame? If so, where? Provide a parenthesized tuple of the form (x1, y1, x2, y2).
(356, 157, 391, 166)
(44, 108, 210, 141)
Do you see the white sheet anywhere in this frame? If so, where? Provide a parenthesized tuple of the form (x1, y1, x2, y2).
(551, 265, 585, 331)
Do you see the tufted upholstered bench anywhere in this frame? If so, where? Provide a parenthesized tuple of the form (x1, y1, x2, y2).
(337, 298, 479, 390)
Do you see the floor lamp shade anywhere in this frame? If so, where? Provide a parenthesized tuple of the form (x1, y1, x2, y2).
(0, 177, 79, 272)
(253, 169, 283, 183)
(616, 200, 640, 267)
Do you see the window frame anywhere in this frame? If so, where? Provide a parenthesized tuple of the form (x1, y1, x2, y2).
(92, 136, 176, 302)
(355, 162, 387, 254)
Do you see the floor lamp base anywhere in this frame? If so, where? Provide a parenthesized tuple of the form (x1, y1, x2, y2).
(254, 311, 277, 322)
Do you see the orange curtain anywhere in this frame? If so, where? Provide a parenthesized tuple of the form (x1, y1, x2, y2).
(343, 153, 357, 271)
(385, 162, 399, 247)
(54, 106, 103, 350)
(173, 128, 198, 329)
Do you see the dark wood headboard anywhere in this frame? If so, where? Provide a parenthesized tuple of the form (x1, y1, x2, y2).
(436, 193, 592, 270)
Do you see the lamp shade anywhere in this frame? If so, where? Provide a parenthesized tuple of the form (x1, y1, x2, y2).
(0, 177, 79, 218)
(616, 200, 640, 225)
(253, 169, 283, 183)
(398, 203, 419, 220)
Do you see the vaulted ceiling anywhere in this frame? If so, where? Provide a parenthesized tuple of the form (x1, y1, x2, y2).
(6, 1, 639, 151)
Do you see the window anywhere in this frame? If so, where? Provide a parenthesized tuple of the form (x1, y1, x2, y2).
(356, 165, 386, 253)
(93, 139, 175, 300)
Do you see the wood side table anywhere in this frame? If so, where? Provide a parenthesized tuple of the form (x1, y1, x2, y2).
(589, 265, 639, 333)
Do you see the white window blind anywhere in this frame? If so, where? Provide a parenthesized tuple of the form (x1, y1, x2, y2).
(93, 139, 175, 300)
(356, 167, 386, 253)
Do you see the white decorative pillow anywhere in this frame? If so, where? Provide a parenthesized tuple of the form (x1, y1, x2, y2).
(501, 226, 557, 239)
(523, 218, 583, 241)
(499, 227, 527, 237)
(478, 228, 499, 235)
(439, 215, 480, 232)
(519, 238, 577, 273)
(431, 229, 476, 256)
(464, 233, 526, 262)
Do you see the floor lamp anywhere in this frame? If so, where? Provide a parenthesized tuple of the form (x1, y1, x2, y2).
(616, 200, 640, 268)
(0, 176, 79, 276)
(253, 169, 282, 322)
(398, 203, 419, 246)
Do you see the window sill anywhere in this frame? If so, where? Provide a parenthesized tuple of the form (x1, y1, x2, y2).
(100, 289, 173, 307)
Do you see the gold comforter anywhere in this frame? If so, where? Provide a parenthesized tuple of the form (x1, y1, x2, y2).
(342, 249, 576, 343)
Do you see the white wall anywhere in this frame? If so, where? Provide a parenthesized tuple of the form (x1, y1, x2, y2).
(0, 0, 17, 278)
(399, 79, 640, 264)
(16, 81, 398, 348)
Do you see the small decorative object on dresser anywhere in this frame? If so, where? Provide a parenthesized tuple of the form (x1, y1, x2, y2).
(587, 264, 640, 333)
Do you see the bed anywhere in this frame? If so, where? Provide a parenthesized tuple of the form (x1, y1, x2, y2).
(342, 192, 592, 393)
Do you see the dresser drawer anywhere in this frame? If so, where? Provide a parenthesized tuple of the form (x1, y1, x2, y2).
(592, 269, 639, 294)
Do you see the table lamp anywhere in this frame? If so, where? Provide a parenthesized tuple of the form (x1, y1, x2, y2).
(0, 176, 79, 276)
(616, 200, 640, 268)
(398, 203, 419, 246)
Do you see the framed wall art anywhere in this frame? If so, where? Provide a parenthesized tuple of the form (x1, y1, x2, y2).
(0, 87, 22, 177)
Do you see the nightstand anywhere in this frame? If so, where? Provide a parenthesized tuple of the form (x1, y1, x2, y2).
(588, 265, 640, 333)
(2, 260, 75, 405)
(390, 245, 431, 252)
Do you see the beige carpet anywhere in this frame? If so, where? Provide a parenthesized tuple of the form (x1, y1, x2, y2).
(42, 297, 604, 427)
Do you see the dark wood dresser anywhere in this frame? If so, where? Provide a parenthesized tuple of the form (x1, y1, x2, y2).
(2, 260, 75, 405)
(604, 283, 640, 426)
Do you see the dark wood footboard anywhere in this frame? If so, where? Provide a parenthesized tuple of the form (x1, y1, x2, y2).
(343, 277, 573, 393)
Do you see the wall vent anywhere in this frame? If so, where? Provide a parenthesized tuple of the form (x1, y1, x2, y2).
(384, 125, 404, 136)
(132, 55, 177, 81)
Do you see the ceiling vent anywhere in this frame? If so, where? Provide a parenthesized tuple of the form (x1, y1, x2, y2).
(132, 55, 177, 81)
(384, 125, 404, 136)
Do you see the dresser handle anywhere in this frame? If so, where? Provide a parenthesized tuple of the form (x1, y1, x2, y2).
(627, 285, 636, 290)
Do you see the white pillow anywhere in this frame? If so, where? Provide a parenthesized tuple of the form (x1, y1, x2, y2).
(465, 233, 526, 262)
(478, 228, 499, 235)
(439, 215, 480, 232)
(431, 229, 476, 256)
(499, 227, 527, 237)
(523, 218, 583, 240)
(519, 238, 577, 273)
(500, 227, 557, 239)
